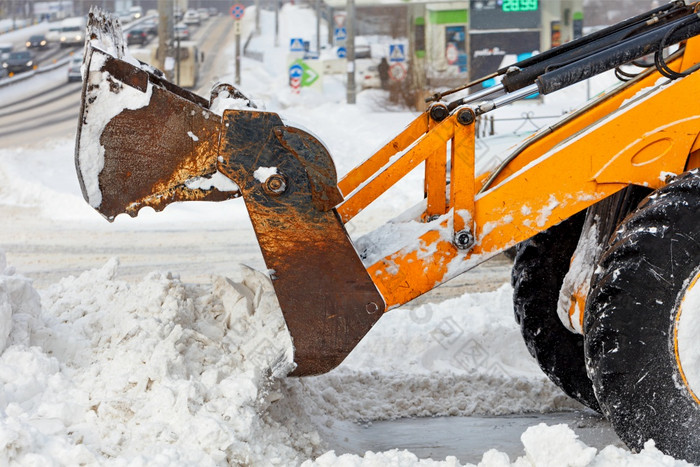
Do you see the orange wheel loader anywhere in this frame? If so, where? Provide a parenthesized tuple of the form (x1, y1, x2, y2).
(75, 2, 700, 461)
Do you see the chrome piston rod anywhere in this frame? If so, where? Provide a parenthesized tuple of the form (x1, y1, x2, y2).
(474, 84, 539, 116)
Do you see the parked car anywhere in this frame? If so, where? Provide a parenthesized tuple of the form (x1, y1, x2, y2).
(355, 44, 371, 59)
(2, 51, 34, 74)
(197, 8, 209, 21)
(127, 28, 148, 46)
(360, 63, 381, 89)
(67, 53, 82, 82)
(183, 9, 200, 26)
(174, 23, 190, 40)
(26, 34, 48, 49)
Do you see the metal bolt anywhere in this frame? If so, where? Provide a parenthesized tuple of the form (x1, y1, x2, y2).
(454, 229, 475, 250)
(366, 302, 379, 314)
(429, 103, 449, 122)
(264, 173, 287, 195)
(456, 108, 476, 126)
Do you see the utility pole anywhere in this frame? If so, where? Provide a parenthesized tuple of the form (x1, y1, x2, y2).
(235, 19, 241, 84)
(274, 0, 279, 46)
(316, 0, 321, 54)
(255, 0, 260, 34)
(346, 0, 355, 104)
(327, 6, 333, 44)
(156, 0, 169, 73)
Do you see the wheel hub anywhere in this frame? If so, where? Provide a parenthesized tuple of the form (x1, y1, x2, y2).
(674, 268, 700, 405)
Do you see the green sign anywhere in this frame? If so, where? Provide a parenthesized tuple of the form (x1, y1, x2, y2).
(502, 0, 538, 12)
(292, 59, 319, 87)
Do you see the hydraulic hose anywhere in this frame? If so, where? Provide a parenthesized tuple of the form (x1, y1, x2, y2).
(443, 1, 690, 107)
(501, 2, 691, 92)
(536, 13, 700, 95)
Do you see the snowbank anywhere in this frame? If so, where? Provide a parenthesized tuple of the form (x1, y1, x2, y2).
(0, 253, 319, 465)
(0, 252, 695, 466)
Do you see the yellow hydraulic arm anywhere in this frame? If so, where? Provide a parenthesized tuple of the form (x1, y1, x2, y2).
(342, 36, 700, 310)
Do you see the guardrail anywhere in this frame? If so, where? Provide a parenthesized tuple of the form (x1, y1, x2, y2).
(243, 32, 263, 62)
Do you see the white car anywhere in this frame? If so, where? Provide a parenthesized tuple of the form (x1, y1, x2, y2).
(129, 6, 143, 20)
(67, 54, 82, 82)
(59, 17, 86, 47)
(0, 43, 12, 61)
(197, 8, 209, 21)
(174, 23, 191, 40)
(45, 26, 62, 43)
(183, 9, 200, 26)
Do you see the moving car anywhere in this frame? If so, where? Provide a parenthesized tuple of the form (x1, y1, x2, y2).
(127, 28, 148, 46)
(129, 6, 143, 20)
(26, 34, 48, 49)
(174, 23, 190, 40)
(0, 43, 12, 61)
(60, 17, 86, 47)
(46, 26, 61, 43)
(141, 18, 158, 36)
(67, 54, 82, 82)
(2, 51, 34, 74)
(183, 9, 200, 26)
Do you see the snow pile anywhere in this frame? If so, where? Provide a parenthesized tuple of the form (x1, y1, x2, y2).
(0, 252, 331, 465)
(2, 252, 696, 466)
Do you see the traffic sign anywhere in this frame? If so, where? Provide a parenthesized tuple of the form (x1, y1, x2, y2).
(389, 44, 405, 62)
(233, 19, 241, 34)
(289, 60, 319, 87)
(334, 27, 347, 42)
(389, 62, 406, 81)
(337, 46, 346, 58)
(229, 3, 245, 20)
(333, 13, 346, 28)
(290, 76, 301, 94)
(289, 63, 303, 79)
(290, 38, 305, 52)
(299, 62, 318, 86)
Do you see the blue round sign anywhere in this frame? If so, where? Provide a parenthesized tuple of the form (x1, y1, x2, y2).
(337, 46, 347, 58)
(289, 64, 303, 79)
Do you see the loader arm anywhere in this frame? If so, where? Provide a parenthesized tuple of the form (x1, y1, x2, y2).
(76, 4, 700, 376)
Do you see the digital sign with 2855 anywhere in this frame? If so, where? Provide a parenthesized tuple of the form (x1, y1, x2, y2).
(502, 0, 538, 12)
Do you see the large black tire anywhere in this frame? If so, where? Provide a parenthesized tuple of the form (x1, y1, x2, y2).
(585, 170, 700, 462)
(512, 211, 601, 412)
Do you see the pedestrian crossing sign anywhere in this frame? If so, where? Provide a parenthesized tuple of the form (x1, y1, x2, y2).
(290, 38, 305, 52)
(389, 44, 405, 62)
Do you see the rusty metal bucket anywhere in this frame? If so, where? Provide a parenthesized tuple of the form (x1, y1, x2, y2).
(74, 11, 385, 375)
